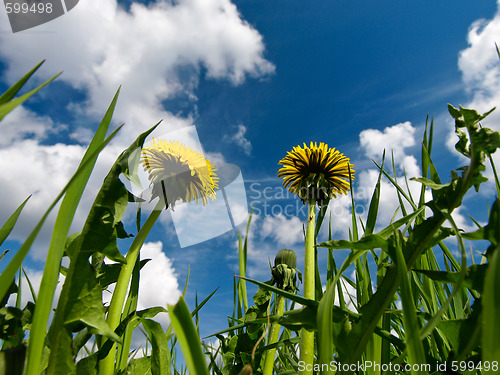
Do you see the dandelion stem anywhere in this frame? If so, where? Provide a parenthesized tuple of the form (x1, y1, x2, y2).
(300, 200, 316, 373)
(99, 201, 163, 375)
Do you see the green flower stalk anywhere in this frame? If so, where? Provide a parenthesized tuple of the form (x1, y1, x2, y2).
(99, 139, 218, 375)
(263, 249, 301, 375)
(278, 142, 354, 373)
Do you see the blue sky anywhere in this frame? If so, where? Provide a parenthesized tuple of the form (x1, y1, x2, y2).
(1, 0, 500, 340)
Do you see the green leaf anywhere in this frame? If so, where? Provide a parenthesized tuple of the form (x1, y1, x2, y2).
(121, 357, 152, 375)
(63, 261, 121, 342)
(97, 259, 150, 289)
(317, 233, 388, 251)
(167, 297, 209, 375)
(96, 307, 168, 360)
(79, 121, 160, 263)
(411, 177, 451, 191)
(141, 319, 171, 375)
(413, 264, 487, 293)
(238, 276, 318, 307)
(437, 312, 480, 360)
(278, 306, 318, 332)
(76, 355, 98, 375)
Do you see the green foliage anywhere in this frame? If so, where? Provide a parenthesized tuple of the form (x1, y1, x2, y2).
(0, 57, 499, 375)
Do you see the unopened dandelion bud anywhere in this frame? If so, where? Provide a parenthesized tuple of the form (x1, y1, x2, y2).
(274, 248, 297, 268)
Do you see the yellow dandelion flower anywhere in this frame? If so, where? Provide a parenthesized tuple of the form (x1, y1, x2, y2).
(141, 139, 219, 209)
(277, 141, 354, 206)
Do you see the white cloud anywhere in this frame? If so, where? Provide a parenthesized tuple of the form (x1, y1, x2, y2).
(138, 242, 181, 326)
(0, 0, 274, 142)
(260, 213, 303, 246)
(0, 106, 58, 148)
(359, 121, 416, 166)
(0, 0, 273, 259)
(224, 124, 252, 155)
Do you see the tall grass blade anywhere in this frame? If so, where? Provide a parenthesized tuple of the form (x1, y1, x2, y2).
(27, 90, 122, 375)
(317, 283, 335, 374)
(167, 296, 209, 375)
(482, 246, 500, 371)
(392, 231, 427, 372)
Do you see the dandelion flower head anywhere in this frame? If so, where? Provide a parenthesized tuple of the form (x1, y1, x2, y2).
(141, 139, 219, 209)
(278, 141, 354, 206)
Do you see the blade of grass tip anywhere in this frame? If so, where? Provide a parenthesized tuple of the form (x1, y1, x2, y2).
(487, 153, 500, 197)
(183, 265, 190, 297)
(21, 267, 37, 304)
(372, 159, 418, 211)
(0, 61, 46, 105)
(0, 196, 30, 247)
(238, 232, 248, 313)
(0, 71, 62, 121)
(167, 296, 209, 375)
(15, 267, 22, 309)
(0, 124, 122, 304)
(239, 210, 253, 313)
(365, 152, 384, 236)
(25, 96, 122, 375)
(349, 165, 359, 241)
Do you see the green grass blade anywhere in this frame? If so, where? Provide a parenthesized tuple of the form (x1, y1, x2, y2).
(21, 267, 37, 304)
(26, 89, 122, 375)
(0, 71, 62, 121)
(0, 196, 30, 247)
(0, 61, 44, 105)
(167, 296, 209, 375)
(482, 244, 500, 371)
(365, 152, 384, 236)
(392, 232, 427, 372)
(317, 283, 335, 373)
(0, 124, 122, 304)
